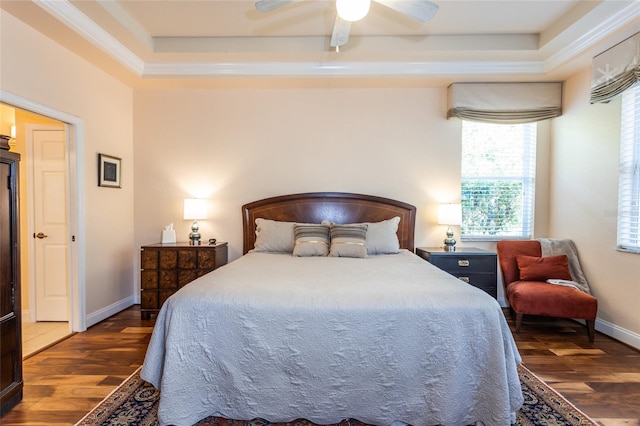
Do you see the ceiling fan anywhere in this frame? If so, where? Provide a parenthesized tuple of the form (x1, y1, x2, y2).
(255, 0, 439, 51)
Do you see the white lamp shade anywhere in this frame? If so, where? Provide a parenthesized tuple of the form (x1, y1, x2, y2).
(438, 203, 462, 226)
(336, 0, 371, 21)
(183, 198, 208, 220)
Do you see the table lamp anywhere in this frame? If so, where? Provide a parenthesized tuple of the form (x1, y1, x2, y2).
(183, 198, 207, 245)
(438, 203, 462, 251)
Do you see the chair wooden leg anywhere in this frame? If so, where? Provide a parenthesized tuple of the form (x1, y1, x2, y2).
(515, 312, 523, 333)
(586, 320, 595, 343)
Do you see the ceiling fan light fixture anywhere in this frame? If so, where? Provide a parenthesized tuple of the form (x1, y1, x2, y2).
(336, 0, 371, 22)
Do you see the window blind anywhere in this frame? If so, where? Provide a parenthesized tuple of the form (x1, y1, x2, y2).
(591, 32, 640, 104)
(461, 121, 536, 239)
(618, 85, 640, 253)
(448, 82, 563, 124)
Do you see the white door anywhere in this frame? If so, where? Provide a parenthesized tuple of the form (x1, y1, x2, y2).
(33, 129, 69, 321)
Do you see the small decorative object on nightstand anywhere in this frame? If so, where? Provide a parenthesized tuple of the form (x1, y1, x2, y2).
(415, 247, 497, 298)
(438, 203, 462, 251)
(140, 242, 228, 319)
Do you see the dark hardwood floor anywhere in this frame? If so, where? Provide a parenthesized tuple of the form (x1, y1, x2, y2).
(509, 313, 640, 425)
(1, 306, 155, 426)
(1, 305, 639, 426)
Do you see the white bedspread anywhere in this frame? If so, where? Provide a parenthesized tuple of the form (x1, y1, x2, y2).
(141, 250, 523, 426)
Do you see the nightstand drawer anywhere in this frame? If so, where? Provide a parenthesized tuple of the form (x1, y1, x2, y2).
(428, 255, 497, 274)
(447, 272, 497, 298)
(141, 270, 158, 289)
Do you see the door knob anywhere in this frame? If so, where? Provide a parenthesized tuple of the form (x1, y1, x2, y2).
(35, 232, 48, 239)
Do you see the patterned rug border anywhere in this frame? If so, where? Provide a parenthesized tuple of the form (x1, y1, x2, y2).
(75, 364, 600, 426)
(515, 364, 598, 426)
(74, 366, 149, 426)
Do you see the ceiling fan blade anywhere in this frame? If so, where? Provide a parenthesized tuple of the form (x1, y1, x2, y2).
(255, 0, 303, 13)
(330, 16, 352, 48)
(373, 0, 439, 22)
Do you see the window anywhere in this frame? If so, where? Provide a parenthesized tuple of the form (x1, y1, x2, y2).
(618, 85, 640, 253)
(460, 121, 537, 240)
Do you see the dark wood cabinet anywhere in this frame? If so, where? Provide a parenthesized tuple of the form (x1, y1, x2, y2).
(1, 146, 22, 416)
(415, 247, 497, 298)
(140, 242, 228, 319)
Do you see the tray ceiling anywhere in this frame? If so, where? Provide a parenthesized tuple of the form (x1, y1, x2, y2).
(2, 0, 639, 87)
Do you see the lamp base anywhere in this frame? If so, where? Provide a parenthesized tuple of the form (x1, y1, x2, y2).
(189, 220, 202, 246)
(443, 226, 456, 251)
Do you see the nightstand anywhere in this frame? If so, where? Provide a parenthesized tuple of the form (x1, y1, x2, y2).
(415, 247, 497, 298)
(140, 242, 228, 319)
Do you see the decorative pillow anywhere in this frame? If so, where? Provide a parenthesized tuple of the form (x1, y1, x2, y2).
(292, 224, 330, 257)
(516, 254, 573, 281)
(253, 218, 295, 253)
(329, 224, 368, 258)
(365, 217, 400, 255)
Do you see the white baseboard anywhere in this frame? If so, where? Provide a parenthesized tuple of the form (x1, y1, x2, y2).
(595, 317, 640, 351)
(85, 296, 136, 328)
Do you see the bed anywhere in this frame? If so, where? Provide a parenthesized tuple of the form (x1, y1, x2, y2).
(141, 192, 523, 426)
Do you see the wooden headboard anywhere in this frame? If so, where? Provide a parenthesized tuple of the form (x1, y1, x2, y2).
(242, 192, 416, 254)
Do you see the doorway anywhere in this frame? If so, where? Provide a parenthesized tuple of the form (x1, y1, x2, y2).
(1, 91, 85, 335)
(20, 119, 72, 355)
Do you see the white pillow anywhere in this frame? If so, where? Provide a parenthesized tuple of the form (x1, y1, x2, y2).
(366, 216, 401, 255)
(253, 218, 295, 253)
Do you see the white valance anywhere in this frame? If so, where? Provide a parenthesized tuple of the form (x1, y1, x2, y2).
(447, 82, 563, 124)
(590, 32, 640, 104)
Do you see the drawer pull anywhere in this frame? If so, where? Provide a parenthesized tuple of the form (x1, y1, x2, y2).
(459, 276, 470, 283)
(458, 260, 470, 267)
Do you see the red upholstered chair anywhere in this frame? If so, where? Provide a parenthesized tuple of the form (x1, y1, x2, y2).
(496, 240, 598, 342)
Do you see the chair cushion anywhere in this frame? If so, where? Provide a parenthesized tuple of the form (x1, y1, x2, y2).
(516, 254, 572, 281)
(506, 281, 598, 320)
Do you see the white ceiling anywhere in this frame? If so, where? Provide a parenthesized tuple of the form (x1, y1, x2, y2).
(2, 0, 640, 87)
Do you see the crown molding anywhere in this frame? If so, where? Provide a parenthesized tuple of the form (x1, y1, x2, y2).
(33, 0, 145, 75)
(544, 1, 640, 72)
(96, 0, 154, 51)
(143, 60, 545, 77)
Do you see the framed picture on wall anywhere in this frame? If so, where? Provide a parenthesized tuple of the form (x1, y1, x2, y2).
(98, 153, 121, 188)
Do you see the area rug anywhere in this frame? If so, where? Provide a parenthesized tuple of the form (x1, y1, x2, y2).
(75, 364, 598, 426)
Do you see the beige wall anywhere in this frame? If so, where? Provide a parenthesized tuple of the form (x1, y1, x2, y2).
(132, 88, 462, 260)
(133, 89, 552, 305)
(1, 11, 135, 327)
(551, 68, 640, 344)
